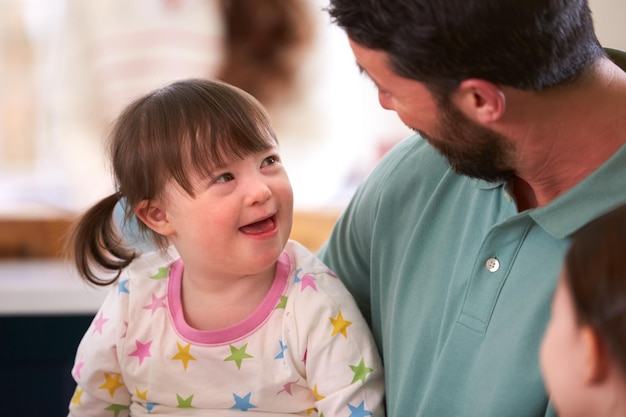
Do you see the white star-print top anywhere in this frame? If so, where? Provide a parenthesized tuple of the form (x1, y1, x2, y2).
(68, 240, 385, 417)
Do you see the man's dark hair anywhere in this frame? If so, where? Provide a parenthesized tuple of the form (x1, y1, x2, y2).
(327, 0, 605, 95)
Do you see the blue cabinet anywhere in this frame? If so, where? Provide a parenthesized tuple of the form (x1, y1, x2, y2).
(0, 315, 93, 416)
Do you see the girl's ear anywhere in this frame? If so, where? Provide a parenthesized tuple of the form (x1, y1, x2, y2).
(452, 79, 506, 124)
(581, 325, 610, 384)
(134, 200, 175, 236)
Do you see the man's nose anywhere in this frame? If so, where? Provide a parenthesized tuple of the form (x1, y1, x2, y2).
(378, 90, 394, 110)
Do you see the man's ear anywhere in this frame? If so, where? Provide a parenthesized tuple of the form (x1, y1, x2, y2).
(452, 79, 506, 124)
(581, 325, 610, 384)
(134, 200, 175, 236)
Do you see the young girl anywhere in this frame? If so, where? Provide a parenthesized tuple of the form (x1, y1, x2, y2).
(66, 79, 384, 416)
(540, 203, 626, 417)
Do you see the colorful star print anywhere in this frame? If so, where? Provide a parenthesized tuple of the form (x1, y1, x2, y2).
(294, 268, 304, 283)
(92, 312, 109, 335)
(73, 356, 85, 379)
(135, 387, 147, 400)
(70, 387, 83, 405)
(300, 274, 318, 292)
(348, 400, 372, 417)
(275, 295, 288, 309)
(294, 268, 317, 292)
(350, 358, 374, 384)
(231, 392, 257, 411)
(224, 343, 253, 369)
(274, 340, 288, 359)
(330, 311, 352, 338)
(105, 403, 130, 417)
(172, 342, 196, 370)
(294, 268, 318, 292)
(68, 247, 385, 415)
(143, 293, 167, 315)
(98, 372, 124, 398)
(277, 378, 300, 395)
(118, 279, 129, 294)
(176, 394, 194, 408)
(150, 267, 169, 280)
(129, 339, 153, 365)
(311, 384, 326, 401)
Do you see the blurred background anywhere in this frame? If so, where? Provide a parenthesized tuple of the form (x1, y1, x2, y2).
(0, 0, 624, 414)
(0, 0, 624, 218)
(0, 0, 412, 216)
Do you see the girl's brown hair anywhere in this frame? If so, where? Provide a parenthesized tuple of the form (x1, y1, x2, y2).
(566, 203, 626, 378)
(67, 79, 277, 286)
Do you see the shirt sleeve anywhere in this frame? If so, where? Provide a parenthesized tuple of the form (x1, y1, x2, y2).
(290, 268, 386, 417)
(68, 281, 132, 417)
(545, 400, 557, 417)
(316, 133, 406, 328)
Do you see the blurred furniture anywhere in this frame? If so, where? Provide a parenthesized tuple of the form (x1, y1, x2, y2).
(0, 315, 94, 416)
(0, 216, 73, 258)
(0, 209, 339, 259)
(0, 249, 110, 416)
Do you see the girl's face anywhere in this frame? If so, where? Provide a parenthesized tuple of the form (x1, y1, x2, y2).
(539, 273, 590, 417)
(158, 145, 293, 280)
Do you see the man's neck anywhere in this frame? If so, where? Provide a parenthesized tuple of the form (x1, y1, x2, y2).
(509, 177, 537, 212)
(506, 57, 626, 209)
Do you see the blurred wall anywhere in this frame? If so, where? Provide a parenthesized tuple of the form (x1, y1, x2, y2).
(0, 0, 624, 214)
(590, 0, 626, 50)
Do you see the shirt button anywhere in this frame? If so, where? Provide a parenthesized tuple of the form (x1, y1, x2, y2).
(485, 258, 500, 272)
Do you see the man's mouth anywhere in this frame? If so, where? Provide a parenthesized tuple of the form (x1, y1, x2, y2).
(239, 215, 277, 234)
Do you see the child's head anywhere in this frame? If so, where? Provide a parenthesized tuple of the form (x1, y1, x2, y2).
(70, 79, 293, 284)
(540, 203, 626, 416)
(114, 79, 279, 241)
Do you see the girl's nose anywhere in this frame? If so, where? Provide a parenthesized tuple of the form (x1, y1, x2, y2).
(245, 177, 272, 205)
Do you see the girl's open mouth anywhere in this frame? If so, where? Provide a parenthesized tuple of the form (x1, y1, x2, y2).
(239, 215, 277, 234)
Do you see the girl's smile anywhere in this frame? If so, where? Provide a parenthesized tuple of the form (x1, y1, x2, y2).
(239, 214, 278, 238)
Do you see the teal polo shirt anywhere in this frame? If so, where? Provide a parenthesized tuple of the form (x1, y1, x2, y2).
(319, 136, 626, 417)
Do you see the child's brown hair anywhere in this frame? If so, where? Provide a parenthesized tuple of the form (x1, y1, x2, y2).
(67, 79, 277, 285)
(566, 203, 626, 379)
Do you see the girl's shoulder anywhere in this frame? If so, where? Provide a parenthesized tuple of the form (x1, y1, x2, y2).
(119, 246, 179, 294)
(282, 240, 361, 310)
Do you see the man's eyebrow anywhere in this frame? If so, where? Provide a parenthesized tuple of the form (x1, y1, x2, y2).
(355, 63, 368, 77)
(354, 64, 381, 89)
(355, 63, 376, 83)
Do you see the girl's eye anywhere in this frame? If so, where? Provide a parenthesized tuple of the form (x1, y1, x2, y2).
(262, 155, 278, 167)
(214, 173, 235, 184)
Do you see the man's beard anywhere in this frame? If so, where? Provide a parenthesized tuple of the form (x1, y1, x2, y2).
(415, 99, 516, 183)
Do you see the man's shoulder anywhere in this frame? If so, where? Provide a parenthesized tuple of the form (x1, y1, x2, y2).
(366, 134, 450, 188)
(374, 134, 447, 175)
(359, 133, 457, 198)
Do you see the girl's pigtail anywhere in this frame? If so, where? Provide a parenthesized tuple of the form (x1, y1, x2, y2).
(67, 193, 136, 286)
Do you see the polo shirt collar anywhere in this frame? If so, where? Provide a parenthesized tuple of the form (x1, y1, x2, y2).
(530, 143, 626, 239)
(473, 179, 503, 190)
(471, 143, 626, 239)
